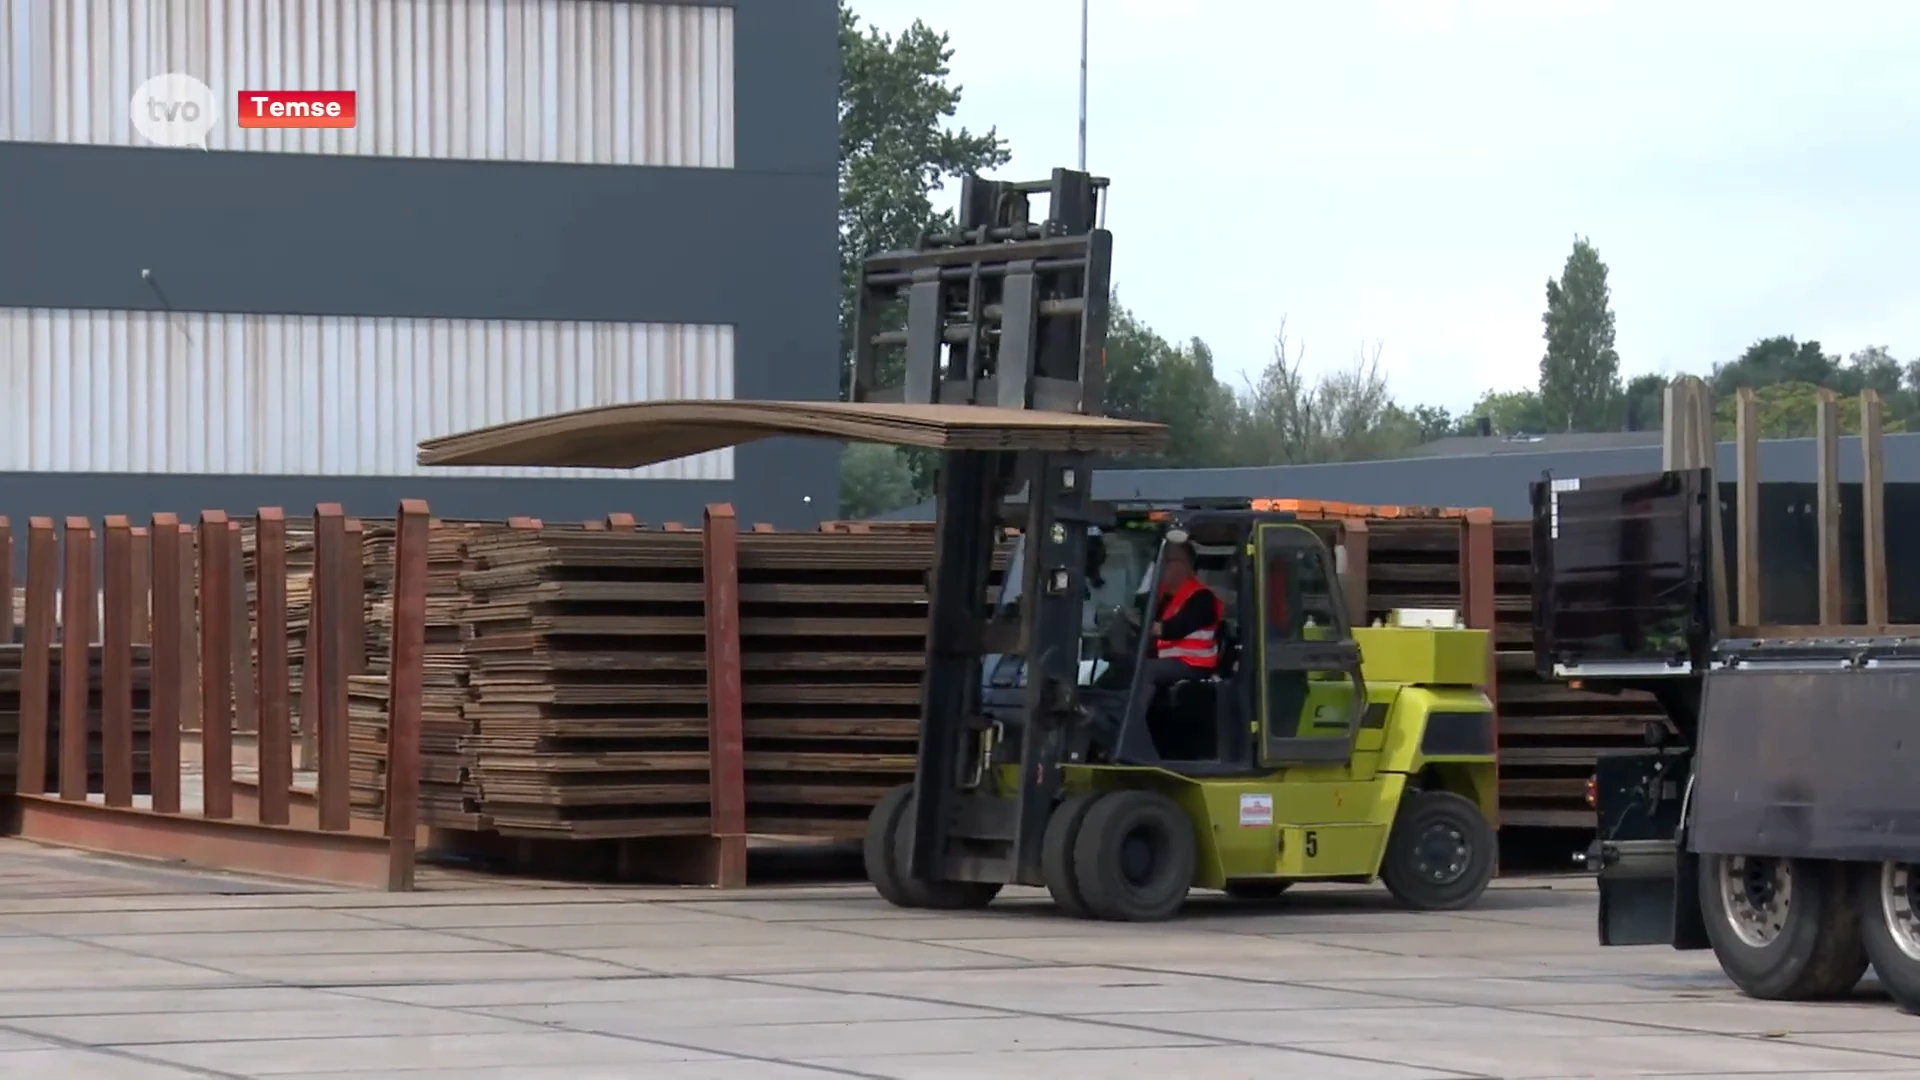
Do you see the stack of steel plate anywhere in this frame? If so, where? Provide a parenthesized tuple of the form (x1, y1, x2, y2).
(456, 525, 713, 838)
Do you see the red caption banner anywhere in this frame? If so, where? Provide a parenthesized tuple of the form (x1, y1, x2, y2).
(237, 91, 357, 128)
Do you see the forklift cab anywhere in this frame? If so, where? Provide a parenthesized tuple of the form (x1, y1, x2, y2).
(1098, 511, 1369, 775)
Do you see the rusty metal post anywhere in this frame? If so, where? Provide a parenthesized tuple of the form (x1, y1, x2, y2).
(255, 509, 293, 826)
(130, 526, 151, 645)
(1460, 509, 1499, 832)
(312, 505, 352, 832)
(101, 517, 136, 808)
(148, 516, 184, 814)
(180, 525, 201, 737)
(57, 518, 95, 802)
(198, 511, 235, 820)
(0, 517, 13, 646)
(16, 519, 57, 796)
(701, 503, 749, 888)
(344, 520, 366, 676)
(228, 520, 258, 734)
(383, 501, 432, 891)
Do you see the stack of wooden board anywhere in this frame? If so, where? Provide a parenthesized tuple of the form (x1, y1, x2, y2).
(355, 522, 485, 829)
(0, 644, 153, 794)
(734, 529, 938, 837)
(1487, 521, 1667, 828)
(457, 525, 712, 838)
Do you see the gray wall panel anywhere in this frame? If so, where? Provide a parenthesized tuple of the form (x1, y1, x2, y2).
(0, 0, 842, 526)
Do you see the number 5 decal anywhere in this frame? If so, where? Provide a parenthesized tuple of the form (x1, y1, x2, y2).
(1304, 830, 1318, 858)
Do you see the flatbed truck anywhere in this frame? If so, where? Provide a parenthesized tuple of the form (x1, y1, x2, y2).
(1533, 464, 1920, 1012)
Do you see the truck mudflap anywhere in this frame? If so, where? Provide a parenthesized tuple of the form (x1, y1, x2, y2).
(1590, 750, 1709, 949)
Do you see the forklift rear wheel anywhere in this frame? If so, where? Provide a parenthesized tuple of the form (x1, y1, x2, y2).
(1856, 860, 1920, 1013)
(1697, 854, 1865, 1000)
(1222, 881, 1294, 900)
(864, 784, 1002, 911)
(1072, 790, 1196, 921)
(1380, 791, 1495, 911)
(1041, 793, 1104, 918)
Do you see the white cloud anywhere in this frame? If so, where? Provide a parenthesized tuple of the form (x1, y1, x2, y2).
(846, 0, 1920, 411)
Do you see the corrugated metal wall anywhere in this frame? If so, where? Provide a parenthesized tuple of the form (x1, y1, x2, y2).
(0, 308, 734, 479)
(0, 0, 734, 165)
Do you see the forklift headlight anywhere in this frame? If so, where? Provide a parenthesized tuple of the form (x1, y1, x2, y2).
(1049, 568, 1070, 594)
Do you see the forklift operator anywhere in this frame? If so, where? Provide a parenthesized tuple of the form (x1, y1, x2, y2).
(1130, 539, 1225, 687)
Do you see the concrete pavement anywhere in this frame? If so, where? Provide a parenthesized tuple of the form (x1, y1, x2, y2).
(0, 841, 1913, 1079)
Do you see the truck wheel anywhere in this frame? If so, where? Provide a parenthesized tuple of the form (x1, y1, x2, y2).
(1223, 880, 1293, 900)
(1698, 854, 1865, 1000)
(1042, 793, 1103, 918)
(863, 784, 1001, 911)
(1381, 791, 1495, 911)
(1072, 790, 1195, 921)
(1855, 861, 1920, 1014)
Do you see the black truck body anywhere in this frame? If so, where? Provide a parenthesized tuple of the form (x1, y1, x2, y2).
(1531, 467, 1920, 1009)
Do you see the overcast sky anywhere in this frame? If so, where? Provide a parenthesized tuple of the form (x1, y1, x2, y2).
(844, 0, 1920, 414)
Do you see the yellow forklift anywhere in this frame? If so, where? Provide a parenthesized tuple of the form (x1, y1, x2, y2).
(846, 170, 1500, 921)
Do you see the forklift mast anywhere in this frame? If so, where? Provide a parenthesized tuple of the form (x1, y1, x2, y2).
(851, 169, 1113, 886)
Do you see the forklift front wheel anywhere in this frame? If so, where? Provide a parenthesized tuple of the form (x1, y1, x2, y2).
(864, 784, 1002, 911)
(1072, 790, 1196, 922)
(1855, 860, 1920, 1014)
(1041, 792, 1104, 918)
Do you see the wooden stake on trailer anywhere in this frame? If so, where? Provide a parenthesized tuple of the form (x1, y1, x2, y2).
(1861, 389, 1889, 629)
(1814, 388, 1843, 627)
(1734, 388, 1761, 629)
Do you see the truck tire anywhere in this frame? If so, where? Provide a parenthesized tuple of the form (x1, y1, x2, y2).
(1072, 790, 1195, 922)
(1381, 791, 1495, 911)
(863, 784, 1001, 911)
(1041, 792, 1103, 918)
(1697, 854, 1865, 1000)
(1855, 860, 1920, 1014)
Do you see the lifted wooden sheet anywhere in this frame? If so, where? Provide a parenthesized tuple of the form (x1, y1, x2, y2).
(418, 400, 1168, 470)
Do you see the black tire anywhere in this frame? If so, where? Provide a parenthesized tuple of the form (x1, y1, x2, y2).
(864, 784, 918, 908)
(893, 792, 1003, 910)
(1042, 793, 1103, 918)
(1380, 790, 1496, 911)
(1697, 854, 1865, 1000)
(1223, 880, 1294, 900)
(1072, 790, 1195, 922)
(864, 784, 1002, 911)
(1854, 860, 1920, 1014)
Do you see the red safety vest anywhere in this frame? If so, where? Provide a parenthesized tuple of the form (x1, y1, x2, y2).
(1155, 577, 1223, 669)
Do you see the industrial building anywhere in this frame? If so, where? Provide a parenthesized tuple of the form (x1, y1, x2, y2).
(0, 0, 839, 527)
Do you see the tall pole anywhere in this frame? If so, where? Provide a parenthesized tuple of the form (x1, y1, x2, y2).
(1077, 0, 1088, 170)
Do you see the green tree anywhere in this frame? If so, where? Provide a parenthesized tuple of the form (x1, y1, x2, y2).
(837, 2, 1009, 393)
(1539, 237, 1622, 431)
(1101, 296, 1240, 467)
(1232, 329, 1423, 465)
(835, 2, 1011, 512)
(838, 441, 921, 519)
(1622, 373, 1667, 432)
(1461, 388, 1550, 436)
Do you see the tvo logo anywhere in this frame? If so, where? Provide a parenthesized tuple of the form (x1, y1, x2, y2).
(130, 73, 218, 150)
